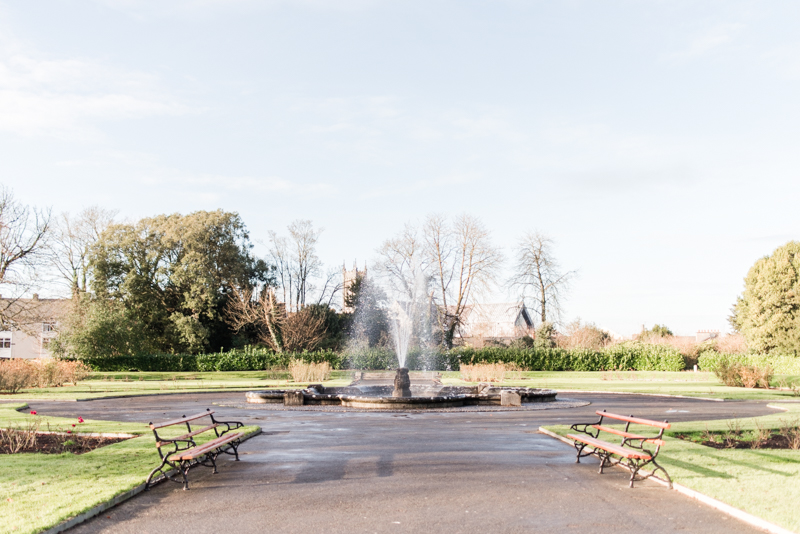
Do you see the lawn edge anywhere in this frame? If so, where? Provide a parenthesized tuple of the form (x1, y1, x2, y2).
(554, 389, 725, 401)
(38, 427, 263, 534)
(0, 387, 291, 403)
(537, 427, 797, 534)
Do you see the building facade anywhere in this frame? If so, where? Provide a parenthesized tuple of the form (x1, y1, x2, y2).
(0, 296, 67, 360)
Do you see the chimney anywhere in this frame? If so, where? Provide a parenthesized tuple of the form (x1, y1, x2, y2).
(32, 293, 39, 301)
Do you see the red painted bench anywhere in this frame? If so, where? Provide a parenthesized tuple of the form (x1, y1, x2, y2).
(567, 410, 672, 488)
(145, 409, 244, 490)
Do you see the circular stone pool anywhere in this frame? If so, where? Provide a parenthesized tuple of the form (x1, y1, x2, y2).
(245, 383, 558, 410)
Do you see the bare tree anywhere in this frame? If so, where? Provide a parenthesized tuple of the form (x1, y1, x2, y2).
(226, 285, 327, 352)
(49, 206, 116, 296)
(288, 220, 322, 311)
(508, 231, 574, 325)
(0, 187, 51, 327)
(281, 308, 327, 352)
(268, 220, 324, 313)
(227, 286, 285, 352)
(424, 214, 502, 347)
(376, 223, 428, 300)
(314, 267, 343, 308)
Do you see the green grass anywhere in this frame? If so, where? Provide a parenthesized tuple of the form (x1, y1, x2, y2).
(2, 370, 798, 401)
(541, 403, 800, 532)
(0, 403, 260, 534)
(441, 370, 800, 400)
(0, 371, 355, 401)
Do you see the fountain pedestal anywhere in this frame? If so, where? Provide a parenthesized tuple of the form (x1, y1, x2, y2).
(392, 367, 412, 397)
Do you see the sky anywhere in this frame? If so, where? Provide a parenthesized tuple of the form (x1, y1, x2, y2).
(1, 0, 799, 337)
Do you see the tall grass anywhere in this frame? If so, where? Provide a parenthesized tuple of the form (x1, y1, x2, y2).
(460, 363, 522, 382)
(288, 359, 332, 382)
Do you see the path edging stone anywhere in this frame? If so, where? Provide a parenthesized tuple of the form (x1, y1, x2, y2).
(538, 427, 796, 534)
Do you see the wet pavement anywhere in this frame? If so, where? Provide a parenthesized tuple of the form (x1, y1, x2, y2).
(19, 392, 783, 534)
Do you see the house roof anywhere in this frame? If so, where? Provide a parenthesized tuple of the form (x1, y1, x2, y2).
(460, 302, 528, 324)
(0, 297, 70, 331)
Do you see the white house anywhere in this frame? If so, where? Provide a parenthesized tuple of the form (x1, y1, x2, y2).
(454, 302, 534, 342)
(0, 296, 67, 360)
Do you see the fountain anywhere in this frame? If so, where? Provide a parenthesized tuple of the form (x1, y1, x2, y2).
(392, 368, 411, 397)
(245, 267, 559, 409)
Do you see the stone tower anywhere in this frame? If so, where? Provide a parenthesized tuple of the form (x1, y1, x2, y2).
(342, 262, 367, 312)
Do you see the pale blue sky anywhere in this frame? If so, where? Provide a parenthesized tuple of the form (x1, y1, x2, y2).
(2, 1, 799, 336)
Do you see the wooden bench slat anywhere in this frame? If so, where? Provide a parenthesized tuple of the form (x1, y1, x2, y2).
(168, 432, 242, 461)
(150, 410, 215, 430)
(567, 434, 652, 460)
(592, 425, 665, 446)
(596, 411, 670, 429)
(156, 424, 219, 448)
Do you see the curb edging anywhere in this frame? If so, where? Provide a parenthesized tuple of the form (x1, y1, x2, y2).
(538, 427, 797, 534)
(554, 390, 726, 401)
(40, 427, 263, 534)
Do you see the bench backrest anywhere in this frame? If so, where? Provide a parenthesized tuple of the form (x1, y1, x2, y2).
(150, 409, 215, 430)
(596, 410, 670, 429)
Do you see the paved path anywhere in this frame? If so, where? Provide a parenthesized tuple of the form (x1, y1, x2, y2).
(26, 393, 782, 534)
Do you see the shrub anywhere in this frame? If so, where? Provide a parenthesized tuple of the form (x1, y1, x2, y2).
(341, 347, 397, 370)
(698, 352, 800, 376)
(0, 417, 41, 453)
(450, 342, 684, 372)
(77, 346, 342, 372)
(0, 359, 34, 393)
(713, 360, 772, 388)
(557, 320, 611, 350)
(0, 359, 91, 392)
(30, 360, 91, 388)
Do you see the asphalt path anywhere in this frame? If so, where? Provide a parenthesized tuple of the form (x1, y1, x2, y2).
(22, 393, 783, 534)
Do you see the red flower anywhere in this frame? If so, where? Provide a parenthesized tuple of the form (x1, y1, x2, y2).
(67, 430, 72, 434)
(30, 410, 37, 415)
(77, 417, 84, 423)
(72, 424, 76, 427)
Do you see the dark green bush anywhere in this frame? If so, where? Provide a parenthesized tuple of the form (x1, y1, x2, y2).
(449, 342, 684, 372)
(76, 342, 686, 372)
(79, 346, 341, 372)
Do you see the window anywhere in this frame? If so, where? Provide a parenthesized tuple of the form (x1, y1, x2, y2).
(42, 322, 56, 332)
(0, 338, 11, 349)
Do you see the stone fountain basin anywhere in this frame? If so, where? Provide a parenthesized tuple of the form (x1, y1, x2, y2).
(245, 385, 557, 409)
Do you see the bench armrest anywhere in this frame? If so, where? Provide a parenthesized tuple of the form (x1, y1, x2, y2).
(569, 416, 603, 437)
(214, 418, 244, 435)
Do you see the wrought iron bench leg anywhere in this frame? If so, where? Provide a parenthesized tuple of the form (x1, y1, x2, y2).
(145, 457, 171, 490)
(181, 461, 191, 490)
(573, 442, 587, 463)
(598, 452, 609, 474)
(649, 458, 673, 489)
(628, 460, 642, 488)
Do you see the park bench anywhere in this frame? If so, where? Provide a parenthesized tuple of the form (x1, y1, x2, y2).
(145, 408, 244, 490)
(567, 410, 672, 488)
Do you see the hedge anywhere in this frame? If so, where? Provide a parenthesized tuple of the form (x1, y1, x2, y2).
(76, 342, 684, 372)
(698, 352, 800, 375)
(450, 342, 685, 372)
(78, 346, 342, 372)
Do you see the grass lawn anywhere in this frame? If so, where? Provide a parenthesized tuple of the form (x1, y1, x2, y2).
(0, 403, 260, 534)
(0, 370, 355, 401)
(541, 403, 800, 533)
(442, 370, 800, 401)
(2, 369, 798, 402)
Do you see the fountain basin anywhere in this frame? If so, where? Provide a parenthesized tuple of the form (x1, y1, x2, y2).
(245, 383, 557, 409)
